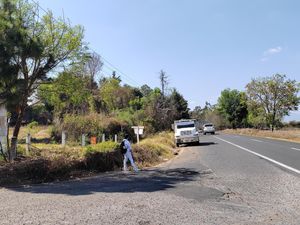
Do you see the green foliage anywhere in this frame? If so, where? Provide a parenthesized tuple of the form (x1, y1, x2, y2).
(0, 0, 86, 141)
(217, 89, 248, 128)
(57, 113, 129, 141)
(246, 74, 300, 131)
(38, 72, 91, 117)
(84, 141, 118, 155)
(168, 88, 189, 119)
(99, 78, 135, 111)
(190, 102, 228, 129)
(27, 121, 38, 129)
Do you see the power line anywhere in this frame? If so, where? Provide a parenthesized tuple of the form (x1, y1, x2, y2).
(29, 0, 140, 87)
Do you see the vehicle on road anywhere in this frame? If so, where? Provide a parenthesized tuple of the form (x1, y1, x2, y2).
(174, 119, 200, 147)
(203, 123, 215, 135)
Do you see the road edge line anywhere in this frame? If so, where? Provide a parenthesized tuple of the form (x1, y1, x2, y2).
(214, 136, 300, 175)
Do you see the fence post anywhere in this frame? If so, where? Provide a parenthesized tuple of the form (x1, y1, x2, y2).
(25, 133, 31, 155)
(102, 133, 105, 142)
(62, 131, 66, 146)
(114, 134, 117, 143)
(81, 134, 86, 147)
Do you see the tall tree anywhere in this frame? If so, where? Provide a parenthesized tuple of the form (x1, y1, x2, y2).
(84, 52, 103, 90)
(0, 0, 86, 159)
(246, 74, 300, 131)
(217, 89, 248, 128)
(159, 70, 168, 98)
(168, 88, 189, 120)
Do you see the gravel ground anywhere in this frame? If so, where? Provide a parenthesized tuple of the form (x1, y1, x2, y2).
(0, 134, 299, 225)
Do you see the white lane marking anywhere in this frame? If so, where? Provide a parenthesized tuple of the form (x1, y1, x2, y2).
(215, 136, 300, 175)
(251, 139, 263, 143)
(291, 147, 300, 152)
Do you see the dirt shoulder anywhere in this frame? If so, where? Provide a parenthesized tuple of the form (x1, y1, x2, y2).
(222, 128, 300, 143)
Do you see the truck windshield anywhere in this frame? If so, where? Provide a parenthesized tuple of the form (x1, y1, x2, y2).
(177, 124, 195, 129)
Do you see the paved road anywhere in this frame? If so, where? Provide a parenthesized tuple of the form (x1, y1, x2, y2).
(0, 133, 299, 225)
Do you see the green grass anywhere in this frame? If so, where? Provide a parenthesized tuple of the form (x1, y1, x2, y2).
(85, 141, 119, 155)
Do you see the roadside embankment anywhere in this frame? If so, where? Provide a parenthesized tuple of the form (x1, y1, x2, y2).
(0, 132, 175, 186)
(222, 128, 300, 143)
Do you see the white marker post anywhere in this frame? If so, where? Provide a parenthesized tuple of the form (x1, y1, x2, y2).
(131, 126, 144, 144)
(0, 105, 7, 153)
(62, 131, 66, 146)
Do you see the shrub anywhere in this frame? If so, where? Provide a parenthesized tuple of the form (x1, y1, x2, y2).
(54, 113, 131, 142)
(132, 132, 174, 167)
(28, 121, 39, 129)
(84, 141, 118, 155)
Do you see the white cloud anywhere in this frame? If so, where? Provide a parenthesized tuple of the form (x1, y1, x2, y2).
(261, 46, 283, 62)
(263, 46, 282, 56)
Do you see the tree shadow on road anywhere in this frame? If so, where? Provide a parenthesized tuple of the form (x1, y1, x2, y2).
(6, 168, 203, 196)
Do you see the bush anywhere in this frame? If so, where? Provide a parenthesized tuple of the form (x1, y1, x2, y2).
(54, 113, 132, 142)
(28, 121, 39, 129)
(132, 132, 174, 167)
(84, 141, 118, 155)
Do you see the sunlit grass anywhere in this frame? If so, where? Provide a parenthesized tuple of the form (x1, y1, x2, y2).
(223, 128, 300, 143)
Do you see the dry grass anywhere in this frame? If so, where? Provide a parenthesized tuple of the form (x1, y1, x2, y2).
(133, 132, 175, 167)
(0, 131, 176, 186)
(18, 143, 85, 160)
(222, 128, 300, 143)
(9, 125, 52, 140)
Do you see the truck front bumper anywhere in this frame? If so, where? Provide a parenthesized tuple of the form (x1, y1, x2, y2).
(176, 136, 199, 144)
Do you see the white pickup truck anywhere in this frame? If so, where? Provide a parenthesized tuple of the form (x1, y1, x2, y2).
(174, 119, 200, 147)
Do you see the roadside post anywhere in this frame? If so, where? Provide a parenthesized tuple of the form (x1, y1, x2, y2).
(102, 133, 105, 142)
(81, 134, 86, 147)
(25, 133, 31, 155)
(0, 105, 7, 154)
(131, 126, 144, 144)
(114, 134, 117, 143)
(62, 131, 66, 146)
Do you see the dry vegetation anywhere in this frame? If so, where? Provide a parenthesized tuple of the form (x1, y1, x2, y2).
(223, 128, 300, 143)
(0, 128, 175, 186)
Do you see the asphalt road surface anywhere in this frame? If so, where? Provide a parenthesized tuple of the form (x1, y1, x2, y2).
(0, 133, 299, 225)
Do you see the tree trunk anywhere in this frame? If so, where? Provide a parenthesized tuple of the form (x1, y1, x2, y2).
(9, 105, 25, 161)
(271, 112, 276, 132)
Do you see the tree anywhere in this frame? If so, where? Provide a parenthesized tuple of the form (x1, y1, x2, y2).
(168, 88, 189, 120)
(0, 0, 86, 159)
(140, 84, 152, 97)
(217, 89, 248, 128)
(84, 52, 103, 90)
(159, 70, 168, 98)
(0, 0, 22, 111)
(190, 103, 228, 129)
(38, 71, 91, 119)
(99, 78, 134, 111)
(246, 74, 300, 131)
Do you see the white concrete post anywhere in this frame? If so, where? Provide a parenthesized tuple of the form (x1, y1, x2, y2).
(102, 133, 105, 142)
(25, 133, 31, 155)
(0, 105, 8, 153)
(81, 134, 86, 147)
(62, 131, 66, 146)
(114, 134, 117, 143)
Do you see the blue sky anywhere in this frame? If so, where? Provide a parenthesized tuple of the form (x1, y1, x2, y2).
(36, 0, 300, 121)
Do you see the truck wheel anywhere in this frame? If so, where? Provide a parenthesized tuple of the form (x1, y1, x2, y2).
(204, 132, 206, 135)
(176, 143, 179, 147)
(212, 132, 215, 135)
